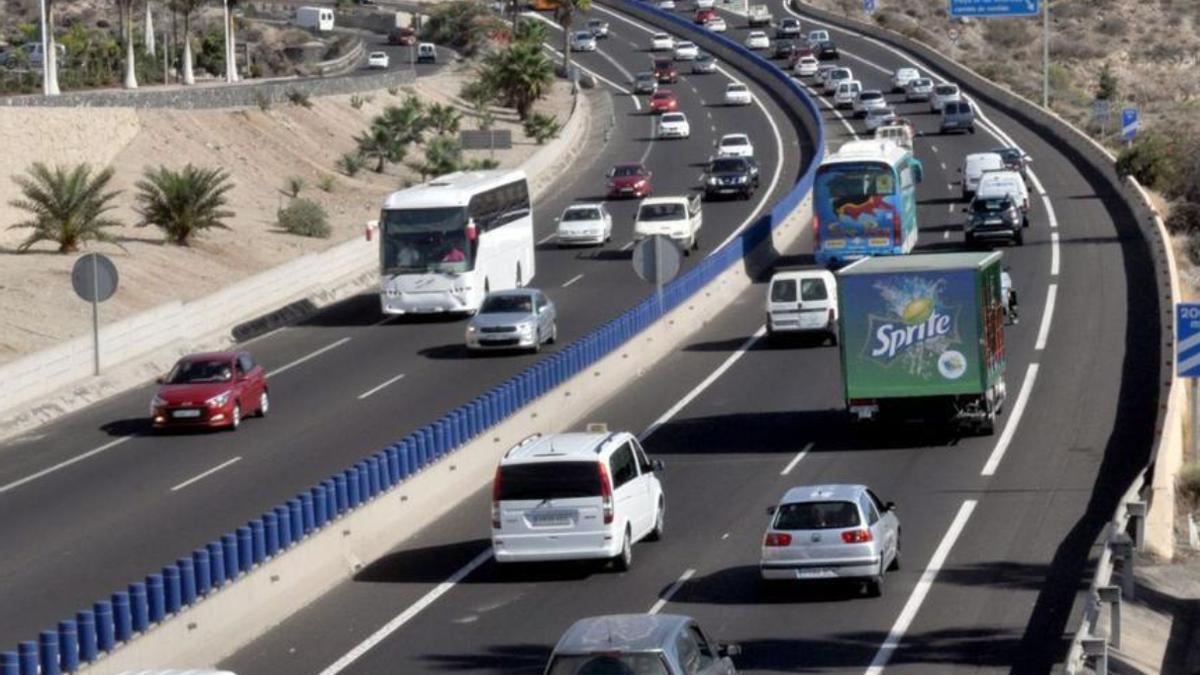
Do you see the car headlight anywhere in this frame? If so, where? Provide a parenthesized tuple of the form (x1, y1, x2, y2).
(737, 175, 748, 184)
(206, 391, 232, 408)
(467, 325, 478, 334)
(516, 322, 533, 334)
(708, 176, 720, 185)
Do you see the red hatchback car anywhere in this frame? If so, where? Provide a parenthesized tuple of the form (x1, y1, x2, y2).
(606, 163, 653, 199)
(151, 351, 268, 431)
(649, 90, 679, 114)
(694, 8, 716, 23)
(653, 59, 678, 84)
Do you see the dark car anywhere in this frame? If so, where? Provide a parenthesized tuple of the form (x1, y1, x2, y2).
(993, 146, 1032, 181)
(704, 156, 760, 200)
(940, 99, 976, 134)
(776, 17, 802, 37)
(607, 162, 653, 198)
(965, 195, 1023, 247)
(771, 38, 796, 60)
(387, 26, 416, 46)
(654, 58, 678, 83)
(816, 40, 840, 60)
(150, 351, 268, 431)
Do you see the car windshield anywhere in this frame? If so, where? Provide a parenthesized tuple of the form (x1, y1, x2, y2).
(711, 158, 747, 172)
(563, 207, 601, 221)
(935, 85, 958, 95)
(973, 198, 1012, 213)
(661, 113, 685, 124)
(913, 79, 932, 87)
(652, 92, 672, 100)
(774, 501, 861, 530)
(697, 54, 712, 61)
(370, 52, 386, 58)
(653, 33, 668, 40)
(721, 136, 748, 146)
(727, 85, 747, 93)
(638, 203, 685, 221)
(481, 295, 532, 314)
(498, 462, 602, 500)
(167, 359, 233, 384)
(546, 653, 669, 675)
(860, 92, 882, 101)
(613, 166, 645, 178)
(575, 31, 591, 39)
(677, 42, 694, 49)
(636, 73, 653, 82)
(588, 20, 603, 26)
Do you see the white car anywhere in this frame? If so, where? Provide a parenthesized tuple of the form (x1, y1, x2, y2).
(766, 269, 837, 340)
(556, 203, 612, 246)
(864, 106, 897, 131)
(793, 55, 819, 77)
(874, 123, 914, 151)
(822, 67, 852, 94)
(657, 112, 691, 139)
(650, 33, 675, 51)
(905, 77, 934, 101)
(716, 133, 754, 159)
(806, 29, 830, 48)
(366, 51, 389, 69)
(569, 30, 597, 52)
(696, 0, 715, 8)
(491, 429, 665, 569)
(890, 67, 920, 93)
(705, 16, 727, 32)
(673, 40, 699, 60)
(724, 82, 753, 106)
(931, 83, 961, 112)
(852, 89, 886, 117)
(744, 31, 770, 50)
(658, 0, 676, 9)
(833, 80, 862, 109)
(814, 64, 837, 86)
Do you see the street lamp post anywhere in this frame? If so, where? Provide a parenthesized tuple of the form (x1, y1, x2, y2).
(38, 0, 59, 96)
(1042, 0, 1049, 108)
(223, 0, 235, 83)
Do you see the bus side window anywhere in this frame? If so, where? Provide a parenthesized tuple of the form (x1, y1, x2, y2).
(910, 158, 924, 184)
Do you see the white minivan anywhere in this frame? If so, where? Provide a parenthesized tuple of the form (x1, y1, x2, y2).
(833, 80, 862, 109)
(766, 268, 838, 343)
(491, 429, 665, 570)
(976, 170, 1031, 227)
(961, 152, 1004, 200)
(634, 194, 703, 253)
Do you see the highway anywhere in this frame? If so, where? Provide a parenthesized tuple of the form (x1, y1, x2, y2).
(0, 1, 809, 651)
(221, 1, 1160, 673)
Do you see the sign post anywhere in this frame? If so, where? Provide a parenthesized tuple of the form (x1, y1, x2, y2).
(631, 235, 683, 317)
(1093, 99, 1111, 136)
(1122, 107, 1140, 146)
(1176, 303, 1200, 460)
(71, 253, 119, 376)
(863, 0, 876, 16)
(950, 1, 1044, 104)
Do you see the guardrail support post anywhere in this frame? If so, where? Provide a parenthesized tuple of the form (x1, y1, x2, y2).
(1126, 501, 1147, 551)
(1082, 637, 1108, 675)
(1098, 585, 1122, 650)
(1110, 532, 1135, 600)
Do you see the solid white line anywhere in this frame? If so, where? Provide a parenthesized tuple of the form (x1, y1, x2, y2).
(1035, 284, 1057, 351)
(1041, 193, 1059, 230)
(1050, 232, 1060, 276)
(621, 240, 635, 251)
(943, 230, 950, 240)
(930, 145, 939, 153)
(939, 162, 947, 171)
(864, 500, 977, 675)
(538, 232, 556, 245)
(357, 373, 407, 400)
(170, 456, 242, 492)
(268, 337, 351, 377)
(640, 326, 766, 441)
(0, 436, 131, 496)
(981, 363, 1039, 476)
(780, 442, 813, 476)
(318, 548, 493, 675)
(946, 203, 954, 213)
(648, 568, 696, 614)
(562, 273, 584, 288)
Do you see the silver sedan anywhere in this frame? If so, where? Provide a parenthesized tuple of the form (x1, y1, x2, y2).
(466, 289, 557, 354)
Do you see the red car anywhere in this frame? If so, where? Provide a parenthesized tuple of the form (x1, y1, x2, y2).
(606, 163, 653, 199)
(653, 59, 678, 84)
(694, 8, 716, 23)
(150, 351, 269, 431)
(788, 47, 814, 68)
(649, 89, 679, 114)
(387, 26, 416, 46)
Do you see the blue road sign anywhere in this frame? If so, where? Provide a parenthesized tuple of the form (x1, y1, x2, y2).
(950, 0, 1039, 17)
(1177, 304, 1200, 377)
(1122, 107, 1140, 141)
(864, 0, 876, 13)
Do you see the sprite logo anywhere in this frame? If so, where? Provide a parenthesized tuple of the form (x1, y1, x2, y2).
(871, 298, 953, 359)
(863, 277, 962, 379)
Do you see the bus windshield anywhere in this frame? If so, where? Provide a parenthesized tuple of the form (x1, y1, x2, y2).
(816, 162, 896, 199)
(380, 207, 473, 275)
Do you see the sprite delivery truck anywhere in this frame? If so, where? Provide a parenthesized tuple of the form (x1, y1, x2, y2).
(836, 252, 1007, 434)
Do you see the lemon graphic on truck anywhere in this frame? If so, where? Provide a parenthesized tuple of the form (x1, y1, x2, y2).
(901, 297, 934, 326)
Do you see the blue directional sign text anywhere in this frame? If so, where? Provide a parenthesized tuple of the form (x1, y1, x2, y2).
(1177, 304, 1200, 377)
(950, 0, 1040, 17)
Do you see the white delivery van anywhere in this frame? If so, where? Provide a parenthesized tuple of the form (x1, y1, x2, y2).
(961, 152, 1004, 200)
(874, 123, 913, 151)
(833, 80, 862, 109)
(634, 195, 703, 254)
(766, 268, 838, 343)
(296, 6, 335, 31)
(975, 169, 1031, 227)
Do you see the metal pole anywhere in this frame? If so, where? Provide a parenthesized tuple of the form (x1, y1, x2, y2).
(654, 236, 664, 318)
(1042, 0, 1049, 109)
(90, 255, 100, 376)
(163, 32, 168, 84)
(223, 0, 234, 82)
(39, 0, 52, 96)
(1192, 378, 1198, 461)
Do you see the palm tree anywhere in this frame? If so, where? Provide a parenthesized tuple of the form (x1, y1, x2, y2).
(555, 0, 590, 78)
(169, 0, 203, 85)
(414, 137, 463, 180)
(426, 103, 462, 136)
(513, 17, 549, 46)
(8, 163, 123, 253)
(480, 42, 554, 119)
(378, 99, 427, 146)
(355, 125, 406, 173)
(115, 0, 138, 88)
(135, 165, 235, 245)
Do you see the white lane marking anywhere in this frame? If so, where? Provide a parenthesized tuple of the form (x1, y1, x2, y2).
(930, 145, 938, 153)
(946, 183, 954, 192)
(780, 442, 813, 476)
(170, 456, 242, 492)
(648, 568, 696, 614)
(357, 373, 407, 400)
(1035, 284, 1057, 351)
(1050, 231, 1060, 276)
(942, 230, 950, 240)
(0, 436, 131, 496)
(981, 363, 1039, 476)
(864, 500, 977, 675)
(562, 273, 585, 288)
(1042, 193, 1059, 230)
(621, 240, 635, 251)
(268, 337, 351, 377)
(946, 203, 954, 213)
(538, 232, 556, 245)
(527, 13, 643, 112)
(801, 80, 858, 140)
(641, 326, 766, 441)
(318, 548, 493, 675)
(371, 315, 394, 327)
(939, 162, 947, 171)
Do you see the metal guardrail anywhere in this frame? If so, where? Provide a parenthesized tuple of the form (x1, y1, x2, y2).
(0, 2, 825, 673)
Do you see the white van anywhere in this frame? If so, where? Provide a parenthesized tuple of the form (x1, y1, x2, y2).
(823, 67, 852, 95)
(833, 80, 862, 109)
(491, 429, 665, 570)
(976, 170, 1031, 227)
(634, 195, 702, 253)
(961, 152, 1004, 200)
(766, 268, 838, 343)
(295, 6, 334, 31)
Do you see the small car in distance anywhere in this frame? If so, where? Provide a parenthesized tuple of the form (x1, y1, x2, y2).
(586, 18, 609, 37)
(806, 29, 830, 47)
(693, 52, 717, 74)
(852, 89, 886, 117)
(657, 111, 691, 139)
(151, 351, 268, 431)
(695, 7, 717, 23)
(367, 51, 390, 69)
(415, 42, 437, 63)
(940, 99, 976, 134)
(650, 32, 675, 50)
(695, 0, 715, 8)
(705, 16, 728, 32)
(607, 163, 653, 198)
(387, 26, 416, 46)
(815, 40, 839, 60)
(716, 132, 754, 158)
(633, 71, 658, 94)
(931, 82, 961, 112)
(569, 30, 597, 52)
(904, 77, 934, 101)
(890, 67, 920, 92)
(673, 40, 700, 60)
(771, 38, 796, 60)
(965, 194, 1023, 247)
(833, 79, 862, 109)
(556, 203, 612, 246)
(864, 106, 898, 131)
(650, 89, 680, 113)
(777, 17, 802, 37)
(794, 55, 820, 77)
(874, 122, 914, 151)
(822, 66, 852, 94)
(993, 146, 1033, 182)
(654, 58, 679, 83)
(658, 0, 676, 9)
(744, 30, 770, 50)
(704, 156, 760, 200)
(545, 614, 740, 675)
(724, 82, 753, 106)
(466, 289, 557, 353)
(766, 268, 838, 342)
(760, 484, 900, 597)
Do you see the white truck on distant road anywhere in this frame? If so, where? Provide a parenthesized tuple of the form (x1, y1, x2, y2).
(296, 6, 335, 31)
(747, 5, 772, 26)
(634, 195, 703, 254)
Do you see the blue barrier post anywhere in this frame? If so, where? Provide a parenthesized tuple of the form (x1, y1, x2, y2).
(128, 582, 149, 632)
(208, 541, 227, 587)
(146, 574, 165, 623)
(365, 458, 380, 498)
(111, 591, 132, 642)
(179, 557, 197, 605)
(376, 451, 393, 488)
(17, 642, 35, 675)
(346, 468, 361, 508)
(93, 601, 114, 653)
(0, 651, 16, 675)
(398, 441, 412, 479)
(288, 498, 304, 538)
(237, 526, 253, 570)
(163, 565, 182, 614)
(449, 411, 462, 448)
(250, 519, 266, 565)
(274, 505, 293, 548)
(387, 447, 401, 482)
(334, 475, 349, 513)
(415, 432, 428, 468)
(264, 511, 281, 556)
(300, 493, 315, 532)
(37, 632, 59, 675)
(75, 610, 96, 662)
(56, 621, 77, 674)
(322, 479, 337, 520)
(357, 463, 370, 501)
(194, 548, 212, 595)
(431, 421, 445, 459)
(222, 532, 240, 578)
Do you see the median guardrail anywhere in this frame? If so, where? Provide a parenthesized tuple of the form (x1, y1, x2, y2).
(0, 2, 825, 673)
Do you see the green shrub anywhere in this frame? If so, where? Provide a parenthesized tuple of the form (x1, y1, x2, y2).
(278, 198, 331, 238)
(337, 152, 366, 177)
(1116, 133, 1179, 193)
(388, 86, 400, 96)
(316, 173, 337, 193)
(468, 158, 500, 170)
(350, 94, 367, 110)
(1168, 202, 1200, 236)
(523, 112, 560, 145)
(284, 175, 305, 197)
(287, 88, 313, 108)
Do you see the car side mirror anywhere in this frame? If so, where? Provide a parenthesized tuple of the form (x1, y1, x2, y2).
(652, 459, 664, 472)
(718, 643, 742, 657)
(765, 505, 776, 516)
(155, 375, 165, 385)
(886, 501, 897, 511)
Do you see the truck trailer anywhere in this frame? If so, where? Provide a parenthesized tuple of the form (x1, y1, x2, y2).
(836, 252, 1007, 434)
(296, 6, 335, 32)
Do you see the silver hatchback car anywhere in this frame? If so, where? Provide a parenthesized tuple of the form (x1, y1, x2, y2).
(545, 614, 740, 675)
(466, 289, 557, 353)
(760, 484, 900, 596)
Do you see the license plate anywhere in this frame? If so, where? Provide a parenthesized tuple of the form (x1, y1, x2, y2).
(531, 514, 571, 526)
(796, 568, 837, 579)
(172, 409, 202, 419)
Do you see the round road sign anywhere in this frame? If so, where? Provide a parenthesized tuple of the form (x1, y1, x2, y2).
(71, 253, 119, 303)
(948, 27, 961, 43)
(631, 235, 683, 286)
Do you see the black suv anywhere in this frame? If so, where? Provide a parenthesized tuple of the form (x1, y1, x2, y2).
(816, 40, 840, 60)
(771, 38, 796, 60)
(965, 195, 1023, 247)
(704, 157, 760, 200)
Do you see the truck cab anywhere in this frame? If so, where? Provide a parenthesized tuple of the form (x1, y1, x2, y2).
(633, 195, 702, 254)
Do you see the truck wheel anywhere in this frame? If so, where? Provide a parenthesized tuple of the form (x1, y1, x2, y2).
(1015, 229, 1024, 246)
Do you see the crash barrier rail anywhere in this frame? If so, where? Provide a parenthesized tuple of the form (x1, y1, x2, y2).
(0, 2, 825, 672)
(784, 3, 1177, 672)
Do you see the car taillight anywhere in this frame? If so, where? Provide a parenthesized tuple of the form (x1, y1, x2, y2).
(598, 463, 614, 525)
(491, 467, 502, 529)
(841, 529, 873, 544)
(813, 214, 822, 249)
(893, 211, 902, 247)
(764, 532, 792, 547)
(466, 220, 478, 242)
